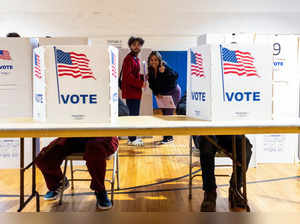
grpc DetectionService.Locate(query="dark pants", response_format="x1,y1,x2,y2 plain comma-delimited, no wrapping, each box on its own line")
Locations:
193,135,252,192
35,137,119,192
126,99,141,142
161,85,181,140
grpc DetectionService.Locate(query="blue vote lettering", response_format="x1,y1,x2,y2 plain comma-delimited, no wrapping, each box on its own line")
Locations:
191,92,206,101
0,65,13,69
273,62,284,67
60,94,98,104
225,92,261,102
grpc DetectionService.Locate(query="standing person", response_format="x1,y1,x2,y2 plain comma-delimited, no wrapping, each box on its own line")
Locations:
121,36,146,146
147,51,181,144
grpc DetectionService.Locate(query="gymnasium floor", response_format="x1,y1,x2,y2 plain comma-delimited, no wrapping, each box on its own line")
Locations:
0,135,300,212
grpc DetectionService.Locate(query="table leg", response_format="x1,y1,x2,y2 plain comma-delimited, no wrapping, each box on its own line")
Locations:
189,136,193,200
17,138,25,212
32,138,40,212
17,137,40,212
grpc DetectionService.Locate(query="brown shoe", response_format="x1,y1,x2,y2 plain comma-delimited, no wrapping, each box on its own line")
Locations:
200,190,217,212
228,187,248,212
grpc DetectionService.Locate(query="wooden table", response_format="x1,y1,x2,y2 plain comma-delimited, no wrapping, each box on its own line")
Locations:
1,115,300,212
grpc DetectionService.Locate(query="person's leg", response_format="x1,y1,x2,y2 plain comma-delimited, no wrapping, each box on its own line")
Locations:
229,136,252,190
35,138,71,191
84,137,119,209
198,136,218,192
197,136,218,212
35,138,80,200
217,135,252,210
217,135,252,189
126,99,141,143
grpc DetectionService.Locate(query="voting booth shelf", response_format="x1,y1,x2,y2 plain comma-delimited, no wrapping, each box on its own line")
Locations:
187,44,273,121
33,45,118,123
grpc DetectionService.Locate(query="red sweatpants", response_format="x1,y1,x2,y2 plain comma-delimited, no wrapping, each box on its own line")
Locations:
35,137,119,192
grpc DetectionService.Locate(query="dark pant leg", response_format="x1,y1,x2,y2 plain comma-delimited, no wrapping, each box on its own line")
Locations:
217,135,253,189
192,135,202,149
196,136,218,192
84,137,119,192
126,99,141,142
161,85,182,140
35,138,73,191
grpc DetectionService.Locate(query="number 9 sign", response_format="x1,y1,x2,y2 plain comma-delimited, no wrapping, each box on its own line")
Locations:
273,43,281,56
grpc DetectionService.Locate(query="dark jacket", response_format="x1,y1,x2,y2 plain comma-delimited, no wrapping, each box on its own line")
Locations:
121,52,144,100
148,65,178,96
176,93,187,115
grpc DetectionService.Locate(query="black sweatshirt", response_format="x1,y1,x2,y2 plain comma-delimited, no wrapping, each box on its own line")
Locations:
148,65,178,96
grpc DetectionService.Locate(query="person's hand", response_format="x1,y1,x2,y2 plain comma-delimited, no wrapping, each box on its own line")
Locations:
142,82,147,88
159,64,165,73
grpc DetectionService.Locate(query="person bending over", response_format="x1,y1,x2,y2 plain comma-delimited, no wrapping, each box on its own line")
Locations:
147,51,181,144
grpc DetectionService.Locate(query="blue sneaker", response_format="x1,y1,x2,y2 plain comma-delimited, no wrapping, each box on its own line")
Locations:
44,190,59,201
44,177,70,201
96,190,112,210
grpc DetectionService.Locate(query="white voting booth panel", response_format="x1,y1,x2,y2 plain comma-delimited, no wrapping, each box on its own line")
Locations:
253,34,299,163
0,38,33,168
0,38,33,118
33,45,118,123
187,44,273,121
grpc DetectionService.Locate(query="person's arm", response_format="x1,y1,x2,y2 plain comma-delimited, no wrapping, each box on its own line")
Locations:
123,58,144,88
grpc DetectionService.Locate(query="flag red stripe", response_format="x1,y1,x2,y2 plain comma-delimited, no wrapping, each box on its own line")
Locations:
59,73,82,78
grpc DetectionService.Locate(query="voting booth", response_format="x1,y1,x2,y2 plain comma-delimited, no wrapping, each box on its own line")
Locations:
0,38,33,168
33,45,118,123
187,44,273,121
0,38,33,118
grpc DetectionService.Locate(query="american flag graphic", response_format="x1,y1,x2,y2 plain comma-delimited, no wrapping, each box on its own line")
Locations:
221,47,259,77
34,53,42,79
0,50,11,60
111,51,117,78
191,50,204,77
56,49,96,80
